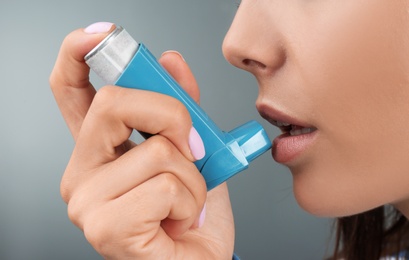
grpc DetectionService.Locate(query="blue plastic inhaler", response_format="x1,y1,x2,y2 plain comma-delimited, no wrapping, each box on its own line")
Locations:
85,26,272,190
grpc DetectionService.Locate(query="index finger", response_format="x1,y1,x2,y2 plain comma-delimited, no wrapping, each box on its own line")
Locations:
49,22,115,140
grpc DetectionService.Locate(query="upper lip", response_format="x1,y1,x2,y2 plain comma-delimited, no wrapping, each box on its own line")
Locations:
257,102,316,133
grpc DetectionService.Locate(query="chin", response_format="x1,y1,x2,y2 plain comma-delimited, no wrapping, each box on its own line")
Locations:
290,173,373,218
293,191,338,217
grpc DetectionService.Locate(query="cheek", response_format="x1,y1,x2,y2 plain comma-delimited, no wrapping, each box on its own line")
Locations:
289,1,409,216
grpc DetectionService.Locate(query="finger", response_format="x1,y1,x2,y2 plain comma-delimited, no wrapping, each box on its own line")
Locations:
179,183,235,259
73,86,197,167
132,173,200,240
50,23,115,140
78,173,201,258
159,51,200,104
67,135,206,203
196,183,233,234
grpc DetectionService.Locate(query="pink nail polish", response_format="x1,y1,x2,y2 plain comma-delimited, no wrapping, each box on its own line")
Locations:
189,127,205,160
84,22,114,34
198,203,206,228
161,50,186,62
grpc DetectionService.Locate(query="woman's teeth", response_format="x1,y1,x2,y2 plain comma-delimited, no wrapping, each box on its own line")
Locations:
275,121,316,136
290,127,315,136
276,121,291,127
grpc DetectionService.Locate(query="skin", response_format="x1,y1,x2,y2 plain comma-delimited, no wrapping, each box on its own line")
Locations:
50,28,234,259
50,0,409,259
223,0,409,217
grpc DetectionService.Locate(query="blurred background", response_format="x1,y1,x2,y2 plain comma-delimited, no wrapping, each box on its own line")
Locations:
0,0,333,259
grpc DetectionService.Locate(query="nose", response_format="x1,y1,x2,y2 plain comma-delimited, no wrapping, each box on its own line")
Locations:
222,3,286,77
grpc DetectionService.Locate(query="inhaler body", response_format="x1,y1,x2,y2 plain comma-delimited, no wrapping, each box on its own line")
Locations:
85,26,271,190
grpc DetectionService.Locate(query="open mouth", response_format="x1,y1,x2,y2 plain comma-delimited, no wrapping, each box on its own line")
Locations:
270,120,317,136
257,105,319,163
257,103,317,137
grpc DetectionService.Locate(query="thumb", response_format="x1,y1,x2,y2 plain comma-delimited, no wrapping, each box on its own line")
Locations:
50,22,116,140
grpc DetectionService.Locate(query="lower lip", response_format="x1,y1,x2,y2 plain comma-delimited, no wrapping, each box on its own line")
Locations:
272,131,318,164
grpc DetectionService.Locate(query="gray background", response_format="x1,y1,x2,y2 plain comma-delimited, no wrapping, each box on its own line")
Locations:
0,0,334,259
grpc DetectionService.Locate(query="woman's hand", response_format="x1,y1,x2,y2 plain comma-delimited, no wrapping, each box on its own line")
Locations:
50,23,235,260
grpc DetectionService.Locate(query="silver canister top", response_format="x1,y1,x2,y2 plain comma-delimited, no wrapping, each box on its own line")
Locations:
85,26,139,84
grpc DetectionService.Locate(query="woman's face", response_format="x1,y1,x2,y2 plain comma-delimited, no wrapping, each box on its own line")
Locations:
223,0,409,217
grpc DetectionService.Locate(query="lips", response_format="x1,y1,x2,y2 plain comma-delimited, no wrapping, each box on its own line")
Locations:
258,104,318,164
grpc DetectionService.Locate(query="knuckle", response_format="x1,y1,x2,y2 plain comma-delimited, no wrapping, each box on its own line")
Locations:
49,33,78,90
60,186,70,204
96,85,117,97
67,197,115,256
48,73,58,91
49,65,67,92
66,192,86,226
83,216,111,255
156,172,181,196
82,209,132,258
60,175,73,203
66,200,80,225
62,30,76,48
147,135,177,162
92,86,117,112
169,98,191,125
155,173,198,219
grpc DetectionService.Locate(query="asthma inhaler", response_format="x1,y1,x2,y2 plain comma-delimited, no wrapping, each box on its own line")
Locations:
85,26,272,190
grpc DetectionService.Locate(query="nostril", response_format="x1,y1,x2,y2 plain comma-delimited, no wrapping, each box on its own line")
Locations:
243,59,267,69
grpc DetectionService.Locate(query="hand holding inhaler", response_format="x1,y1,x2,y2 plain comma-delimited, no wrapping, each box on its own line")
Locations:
85,26,272,190
51,23,238,259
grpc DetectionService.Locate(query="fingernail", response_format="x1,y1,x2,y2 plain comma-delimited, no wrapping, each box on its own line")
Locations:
189,127,205,160
198,203,206,228
84,22,114,34
161,50,186,62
